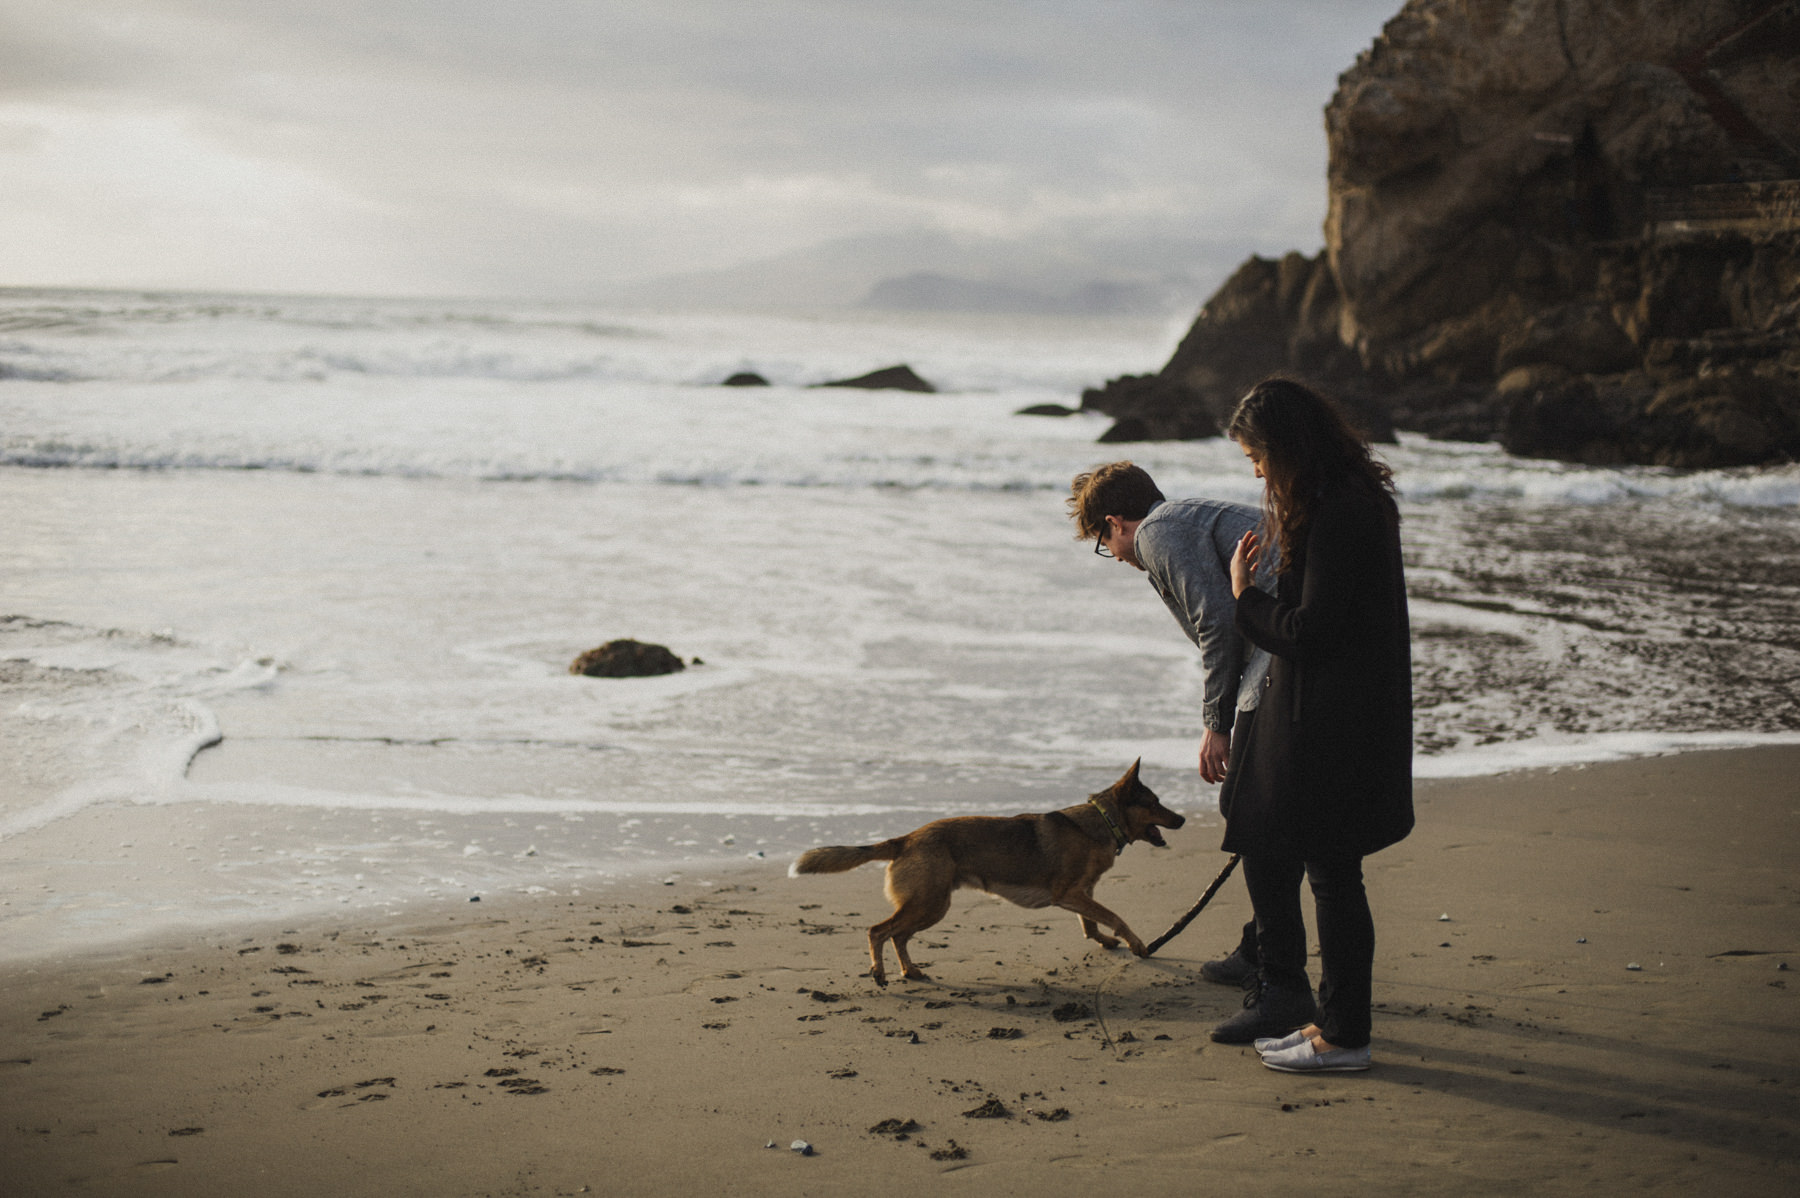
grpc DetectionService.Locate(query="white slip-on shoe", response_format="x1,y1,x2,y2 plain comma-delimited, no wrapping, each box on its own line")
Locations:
1260,1040,1371,1073
1255,1029,1311,1054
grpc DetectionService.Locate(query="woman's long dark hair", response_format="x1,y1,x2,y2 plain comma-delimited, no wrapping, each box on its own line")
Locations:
1226,377,1397,575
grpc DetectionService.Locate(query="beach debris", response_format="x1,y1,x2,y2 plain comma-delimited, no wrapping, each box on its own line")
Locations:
168,1127,204,1137
1627,962,1643,971
748,850,765,859
986,1027,1023,1040
1577,937,1587,943
469,895,480,902
929,1141,968,1161
722,371,769,387
1781,963,1790,972
1051,1002,1092,1023
569,639,686,678
764,1140,776,1149
869,1118,921,1138
790,1140,814,1156
961,1097,1012,1119
1030,1107,1072,1122
1438,913,1452,922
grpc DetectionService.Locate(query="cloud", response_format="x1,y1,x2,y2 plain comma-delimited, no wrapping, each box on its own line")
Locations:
0,0,1401,303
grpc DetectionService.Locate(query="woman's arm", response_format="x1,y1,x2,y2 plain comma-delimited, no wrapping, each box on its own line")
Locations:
1233,492,1381,663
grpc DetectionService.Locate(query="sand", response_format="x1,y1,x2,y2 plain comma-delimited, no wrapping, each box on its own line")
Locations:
3,746,1797,1197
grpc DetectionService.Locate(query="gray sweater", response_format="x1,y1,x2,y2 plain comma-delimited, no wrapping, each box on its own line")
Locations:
1132,497,1273,735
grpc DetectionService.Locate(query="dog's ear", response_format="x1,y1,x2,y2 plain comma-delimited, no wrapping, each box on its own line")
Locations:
1118,757,1142,791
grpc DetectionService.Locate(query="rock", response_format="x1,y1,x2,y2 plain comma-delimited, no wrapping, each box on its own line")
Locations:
1494,302,1640,377
814,364,936,392
568,639,687,678
721,371,769,387
1078,0,1800,467
1096,417,1156,443
1014,403,1079,417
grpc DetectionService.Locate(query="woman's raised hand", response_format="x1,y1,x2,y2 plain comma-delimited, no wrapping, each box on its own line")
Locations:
1230,530,1260,598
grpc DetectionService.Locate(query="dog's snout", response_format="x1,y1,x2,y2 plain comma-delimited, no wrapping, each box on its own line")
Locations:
1162,810,1186,828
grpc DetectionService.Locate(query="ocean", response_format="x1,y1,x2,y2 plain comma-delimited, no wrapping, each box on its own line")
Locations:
4,288,1798,961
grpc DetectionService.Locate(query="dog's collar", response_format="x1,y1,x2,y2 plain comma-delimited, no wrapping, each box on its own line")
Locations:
1087,795,1130,856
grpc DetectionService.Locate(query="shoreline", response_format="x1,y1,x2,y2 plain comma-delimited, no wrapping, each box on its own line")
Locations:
9,732,1800,974
5,745,1798,1195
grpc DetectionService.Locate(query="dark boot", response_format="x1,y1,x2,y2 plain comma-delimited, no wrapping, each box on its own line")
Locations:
1199,920,1258,986
1209,975,1317,1044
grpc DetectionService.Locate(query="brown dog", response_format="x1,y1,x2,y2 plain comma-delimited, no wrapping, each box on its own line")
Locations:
789,760,1184,985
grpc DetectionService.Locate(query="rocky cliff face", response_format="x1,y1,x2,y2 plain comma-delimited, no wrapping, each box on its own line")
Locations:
1083,0,1800,467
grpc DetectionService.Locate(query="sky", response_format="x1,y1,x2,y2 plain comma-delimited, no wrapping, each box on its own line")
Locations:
0,0,1402,309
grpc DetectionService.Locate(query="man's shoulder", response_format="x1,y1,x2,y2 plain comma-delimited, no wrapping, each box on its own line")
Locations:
1141,496,1259,532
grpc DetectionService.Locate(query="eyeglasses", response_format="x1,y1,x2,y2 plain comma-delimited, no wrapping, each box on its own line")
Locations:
1094,537,1115,559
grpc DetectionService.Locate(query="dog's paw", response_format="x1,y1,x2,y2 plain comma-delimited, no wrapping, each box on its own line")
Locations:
1127,940,1150,957
869,970,888,988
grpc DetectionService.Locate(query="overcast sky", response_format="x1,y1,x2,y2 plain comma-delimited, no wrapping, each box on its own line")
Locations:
0,0,1400,305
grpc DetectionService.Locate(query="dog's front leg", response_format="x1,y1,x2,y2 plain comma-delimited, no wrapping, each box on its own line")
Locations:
1076,915,1120,950
1061,897,1148,956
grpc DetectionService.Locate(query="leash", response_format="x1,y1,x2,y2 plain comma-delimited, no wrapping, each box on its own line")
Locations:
1092,853,1243,1054
1144,853,1241,956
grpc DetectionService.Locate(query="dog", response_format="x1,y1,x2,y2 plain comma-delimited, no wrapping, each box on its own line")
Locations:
788,760,1184,985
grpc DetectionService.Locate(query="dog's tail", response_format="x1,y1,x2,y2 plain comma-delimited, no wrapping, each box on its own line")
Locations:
788,838,906,878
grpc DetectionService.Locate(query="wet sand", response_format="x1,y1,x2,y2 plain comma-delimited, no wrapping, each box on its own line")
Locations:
3,746,1797,1196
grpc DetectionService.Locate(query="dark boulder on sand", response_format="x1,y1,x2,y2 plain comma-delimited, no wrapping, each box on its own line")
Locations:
721,372,770,387
569,640,687,678
1081,0,1800,467
1014,402,1080,417
814,365,937,392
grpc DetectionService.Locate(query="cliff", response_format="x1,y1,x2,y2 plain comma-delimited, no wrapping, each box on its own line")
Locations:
1083,0,1800,467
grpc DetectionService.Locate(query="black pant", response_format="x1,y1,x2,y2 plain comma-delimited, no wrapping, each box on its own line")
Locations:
1242,852,1374,1049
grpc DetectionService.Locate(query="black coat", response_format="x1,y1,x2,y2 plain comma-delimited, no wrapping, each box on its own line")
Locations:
1219,481,1413,859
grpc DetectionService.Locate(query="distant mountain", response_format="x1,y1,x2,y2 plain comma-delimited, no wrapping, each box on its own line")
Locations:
617,228,1240,316
858,272,1187,316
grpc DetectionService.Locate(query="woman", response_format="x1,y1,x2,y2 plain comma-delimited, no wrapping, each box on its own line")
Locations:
1213,376,1413,1073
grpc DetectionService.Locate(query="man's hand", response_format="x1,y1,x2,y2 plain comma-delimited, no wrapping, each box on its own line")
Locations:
1199,728,1230,784
1230,530,1261,598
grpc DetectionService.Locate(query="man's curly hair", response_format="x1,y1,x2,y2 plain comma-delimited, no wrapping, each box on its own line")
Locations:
1067,461,1165,541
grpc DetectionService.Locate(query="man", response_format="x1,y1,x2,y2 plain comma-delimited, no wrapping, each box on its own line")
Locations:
1066,461,1273,996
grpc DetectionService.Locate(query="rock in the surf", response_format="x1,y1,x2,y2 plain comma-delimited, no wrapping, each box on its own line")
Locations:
814,365,936,392
569,640,687,678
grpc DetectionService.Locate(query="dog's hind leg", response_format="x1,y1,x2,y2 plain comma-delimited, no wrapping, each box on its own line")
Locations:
871,888,952,983
865,923,892,987
889,896,950,982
